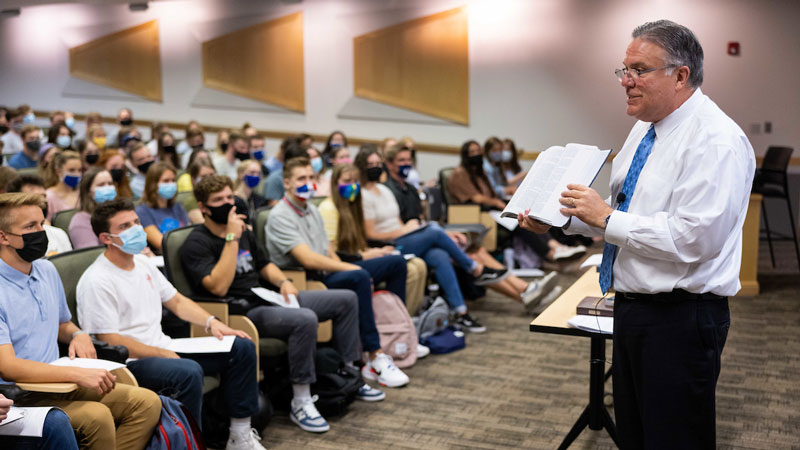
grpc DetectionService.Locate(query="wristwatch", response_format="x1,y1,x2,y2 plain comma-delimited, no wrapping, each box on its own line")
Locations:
225,233,239,243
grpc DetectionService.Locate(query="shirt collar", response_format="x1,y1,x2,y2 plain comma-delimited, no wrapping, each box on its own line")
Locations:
283,195,308,217
387,176,408,191
0,256,34,289
653,88,704,140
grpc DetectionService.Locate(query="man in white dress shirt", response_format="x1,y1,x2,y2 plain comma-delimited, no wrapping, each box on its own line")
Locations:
520,20,755,449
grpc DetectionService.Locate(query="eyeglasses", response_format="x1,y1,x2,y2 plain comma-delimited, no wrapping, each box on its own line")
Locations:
614,65,675,82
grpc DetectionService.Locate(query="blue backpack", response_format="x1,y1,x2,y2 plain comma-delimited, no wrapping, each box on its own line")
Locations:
147,395,204,450
421,326,466,354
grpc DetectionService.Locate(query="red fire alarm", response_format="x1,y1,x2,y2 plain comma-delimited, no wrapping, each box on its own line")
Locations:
728,42,740,56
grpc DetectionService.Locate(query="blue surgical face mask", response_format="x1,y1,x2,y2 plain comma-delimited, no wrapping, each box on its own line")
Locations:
296,182,316,200
397,164,412,178
23,112,35,124
338,182,360,202
489,152,503,163
56,135,71,148
501,149,513,162
110,224,148,255
93,185,117,204
157,182,177,200
245,174,261,188
64,117,75,129
252,149,265,161
310,157,323,174
63,174,81,189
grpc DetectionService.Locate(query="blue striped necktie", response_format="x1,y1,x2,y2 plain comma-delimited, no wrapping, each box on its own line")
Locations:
598,124,656,294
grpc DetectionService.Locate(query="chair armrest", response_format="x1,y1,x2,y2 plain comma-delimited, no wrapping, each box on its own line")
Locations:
282,269,307,290
228,315,261,381
15,382,78,394
447,204,481,224
191,302,230,338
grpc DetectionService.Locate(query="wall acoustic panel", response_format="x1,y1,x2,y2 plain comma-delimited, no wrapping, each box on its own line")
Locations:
69,20,162,102
354,7,469,125
202,12,305,112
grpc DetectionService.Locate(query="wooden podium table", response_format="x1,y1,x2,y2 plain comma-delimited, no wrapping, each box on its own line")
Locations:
530,269,618,449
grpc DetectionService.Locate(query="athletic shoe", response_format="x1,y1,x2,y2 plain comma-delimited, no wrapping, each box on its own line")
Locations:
226,428,267,450
290,395,330,433
356,384,386,402
531,285,563,314
521,271,558,306
417,343,430,359
361,353,410,387
474,267,510,286
455,313,486,333
553,245,587,261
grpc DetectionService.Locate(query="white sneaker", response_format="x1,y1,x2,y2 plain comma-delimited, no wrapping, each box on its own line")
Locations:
290,395,330,433
226,428,267,450
532,285,563,314
522,271,558,306
553,245,587,261
361,353,409,387
417,343,430,359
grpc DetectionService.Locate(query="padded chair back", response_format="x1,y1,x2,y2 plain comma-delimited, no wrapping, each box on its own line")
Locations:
162,224,202,297
254,206,271,257
52,209,78,235
48,246,105,326
15,167,39,177
310,196,327,207
438,167,456,206
758,146,793,188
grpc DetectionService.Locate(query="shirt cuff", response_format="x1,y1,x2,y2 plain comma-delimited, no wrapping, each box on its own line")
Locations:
604,210,634,247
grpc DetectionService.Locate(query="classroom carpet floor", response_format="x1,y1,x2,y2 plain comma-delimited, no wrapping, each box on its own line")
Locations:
255,241,800,449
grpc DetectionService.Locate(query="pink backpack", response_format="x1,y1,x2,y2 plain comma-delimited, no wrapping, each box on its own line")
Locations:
370,290,418,368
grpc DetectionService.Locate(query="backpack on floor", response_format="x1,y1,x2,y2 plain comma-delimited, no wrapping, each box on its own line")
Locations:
414,296,450,340
370,290,418,368
421,326,466,354
312,347,365,417
147,395,204,450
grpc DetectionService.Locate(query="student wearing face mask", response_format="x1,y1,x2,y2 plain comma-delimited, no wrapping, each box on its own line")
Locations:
48,122,73,151
134,162,189,254
263,141,311,207
247,134,269,175
157,131,180,169
322,131,348,168
5,174,73,256
483,137,526,198
127,143,155,199
44,151,82,222
8,125,42,170
69,167,118,250
84,124,108,152
212,133,247,180
76,139,101,171
233,159,268,225
0,107,25,155
305,147,327,197
317,146,352,199
98,149,134,199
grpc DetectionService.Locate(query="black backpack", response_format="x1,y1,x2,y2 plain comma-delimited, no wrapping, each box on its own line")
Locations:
311,347,364,417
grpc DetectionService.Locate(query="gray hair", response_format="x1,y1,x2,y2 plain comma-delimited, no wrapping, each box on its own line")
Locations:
632,20,703,88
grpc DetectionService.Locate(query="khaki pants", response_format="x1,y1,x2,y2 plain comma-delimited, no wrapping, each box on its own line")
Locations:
21,384,161,450
405,257,428,316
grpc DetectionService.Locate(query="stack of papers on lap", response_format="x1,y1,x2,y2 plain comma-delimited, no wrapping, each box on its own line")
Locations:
167,335,235,354
0,407,54,437
251,287,300,308
567,315,613,334
49,357,125,371
0,407,25,426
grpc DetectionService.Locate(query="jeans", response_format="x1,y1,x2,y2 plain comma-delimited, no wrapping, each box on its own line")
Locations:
322,256,408,353
246,289,359,384
1,409,79,450
127,336,258,424
395,223,475,313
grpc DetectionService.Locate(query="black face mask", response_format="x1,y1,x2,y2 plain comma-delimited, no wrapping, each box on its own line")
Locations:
110,168,125,183
205,202,234,224
366,166,383,182
137,161,154,175
25,140,41,152
467,155,483,168
220,142,229,152
8,230,49,262
162,145,176,154
119,118,133,126
234,152,251,161
85,153,99,165
0,125,8,134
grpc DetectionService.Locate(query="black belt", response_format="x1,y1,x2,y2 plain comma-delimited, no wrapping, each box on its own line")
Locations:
616,289,725,302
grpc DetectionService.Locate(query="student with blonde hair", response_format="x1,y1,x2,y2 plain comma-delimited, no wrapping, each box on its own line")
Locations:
44,150,82,221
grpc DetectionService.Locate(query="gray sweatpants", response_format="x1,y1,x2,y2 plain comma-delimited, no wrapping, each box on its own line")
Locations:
245,289,359,384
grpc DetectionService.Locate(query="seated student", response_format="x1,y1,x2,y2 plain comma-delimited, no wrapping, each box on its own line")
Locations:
0,192,161,450
212,132,247,180
37,144,61,187
318,164,430,317
44,151,82,222
5,174,73,256
382,144,557,307
233,159,268,225
247,134,269,176
48,122,73,151
75,139,101,171
9,125,41,170
177,148,212,193
181,158,217,224
266,158,411,386
398,136,422,190
1,107,24,156
146,121,170,156
262,134,295,176
0,393,80,450
355,147,506,332
127,142,154,199
263,139,308,207
84,124,108,153
306,147,327,197
157,132,181,170
182,175,373,433
98,149,133,199
316,145,352,199
176,121,202,158
75,199,265,450
134,162,189,254
68,167,117,249
450,140,585,263
321,131,348,168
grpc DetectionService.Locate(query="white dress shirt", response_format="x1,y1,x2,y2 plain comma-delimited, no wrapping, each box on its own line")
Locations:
566,89,755,296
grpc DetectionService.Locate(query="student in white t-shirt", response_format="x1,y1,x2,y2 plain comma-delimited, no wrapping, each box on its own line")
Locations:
75,198,266,450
